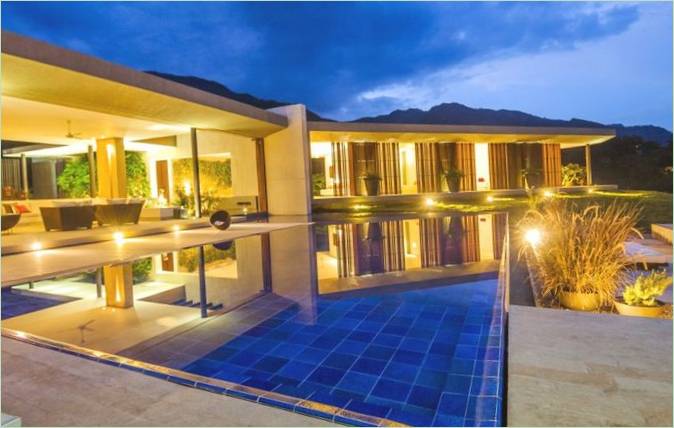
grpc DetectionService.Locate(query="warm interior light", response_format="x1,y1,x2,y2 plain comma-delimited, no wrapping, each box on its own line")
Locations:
172,225,181,232
524,229,542,247
425,198,435,207
30,242,43,251
543,190,553,198
486,195,494,203
113,231,124,244
183,180,192,196
588,188,595,194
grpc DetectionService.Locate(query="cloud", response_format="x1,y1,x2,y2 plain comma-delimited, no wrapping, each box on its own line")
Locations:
338,2,672,129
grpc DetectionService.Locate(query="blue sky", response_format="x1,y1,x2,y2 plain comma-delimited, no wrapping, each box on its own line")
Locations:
2,1,672,129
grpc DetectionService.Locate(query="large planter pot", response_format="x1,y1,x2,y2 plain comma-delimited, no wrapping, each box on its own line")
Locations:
363,178,381,196
614,299,667,318
558,290,601,311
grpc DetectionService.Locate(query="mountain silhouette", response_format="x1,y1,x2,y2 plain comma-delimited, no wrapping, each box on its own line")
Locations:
147,72,671,146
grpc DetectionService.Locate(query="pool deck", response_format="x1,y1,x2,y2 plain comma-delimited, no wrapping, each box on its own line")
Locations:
1,221,305,287
1,338,333,427
507,305,673,426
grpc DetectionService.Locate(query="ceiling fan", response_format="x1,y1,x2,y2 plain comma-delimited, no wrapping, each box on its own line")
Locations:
65,120,87,139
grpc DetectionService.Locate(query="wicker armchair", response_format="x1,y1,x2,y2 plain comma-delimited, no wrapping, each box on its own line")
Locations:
40,206,95,231
94,200,144,226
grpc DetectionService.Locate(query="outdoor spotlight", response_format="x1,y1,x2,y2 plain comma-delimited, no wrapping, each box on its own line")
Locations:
30,242,43,251
588,188,595,194
543,190,553,198
172,224,181,232
425,198,435,207
113,231,124,244
486,195,494,203
524,229,542,247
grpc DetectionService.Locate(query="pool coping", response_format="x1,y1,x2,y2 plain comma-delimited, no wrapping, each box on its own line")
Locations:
1,327,406,427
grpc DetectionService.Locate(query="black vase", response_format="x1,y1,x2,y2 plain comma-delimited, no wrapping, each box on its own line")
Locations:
364,178,380,196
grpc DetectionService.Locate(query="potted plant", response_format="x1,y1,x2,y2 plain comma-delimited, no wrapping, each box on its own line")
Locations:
519,168,541,189
615,271,672,317
561,163,586,187
361,171,382,196
519,201,642,311
443,168,464,193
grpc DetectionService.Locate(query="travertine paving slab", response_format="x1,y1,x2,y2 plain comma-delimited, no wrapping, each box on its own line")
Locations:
1,338,333,427
508,305,673,427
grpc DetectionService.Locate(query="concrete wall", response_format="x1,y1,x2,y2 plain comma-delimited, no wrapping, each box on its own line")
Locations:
263,105,312,215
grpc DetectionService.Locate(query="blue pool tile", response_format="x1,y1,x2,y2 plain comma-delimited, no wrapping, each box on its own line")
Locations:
388,406,435,426
371,378,412,402
334,339,369,356
407,385,442,410
253,356,289,373
416,368,447,389
345,399,391,418
393,349,425,365
229,351,264,367
295,348,329,365
348,331,376,342
438,392,469,417
335,371,378,396
449,358,475,375
372,333,403,348
433,413,466,427
471,376,499,397
308,390,351,409
351,357,388,376
273,382,319,399
242,377,279,391
272,343,305,359
444,374,472,395
323,352,357,370
306,366,346,386
381,361,419,383
362,344,396,360
277,360,315,381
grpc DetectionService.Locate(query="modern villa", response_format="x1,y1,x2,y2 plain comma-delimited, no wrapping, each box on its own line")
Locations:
2,30,670,428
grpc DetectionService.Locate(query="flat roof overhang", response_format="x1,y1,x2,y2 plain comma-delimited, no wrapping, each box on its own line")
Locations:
308,121,615,148
1,31,288,138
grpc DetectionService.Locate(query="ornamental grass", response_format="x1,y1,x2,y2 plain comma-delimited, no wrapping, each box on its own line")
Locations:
519,200,642,306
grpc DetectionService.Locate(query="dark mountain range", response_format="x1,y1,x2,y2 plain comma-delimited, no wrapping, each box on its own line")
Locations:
146,71,330,121
147,72,671,145
353,103,672,146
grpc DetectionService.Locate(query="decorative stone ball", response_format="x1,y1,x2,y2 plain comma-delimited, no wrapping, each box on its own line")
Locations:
209,210,231,231
212,241,233,251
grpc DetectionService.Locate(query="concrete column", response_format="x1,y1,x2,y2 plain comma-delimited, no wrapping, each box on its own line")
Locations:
103,264,133,308
190,128,202,218
96,138,126,198
20,154,29,199
264,105,312,215
87,144,97,197
585,144,593,185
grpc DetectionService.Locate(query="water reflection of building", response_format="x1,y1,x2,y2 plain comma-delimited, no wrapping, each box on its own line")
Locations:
316,214,507,294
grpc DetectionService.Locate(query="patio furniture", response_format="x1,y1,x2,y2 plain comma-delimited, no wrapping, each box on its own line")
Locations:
40,205,95,231
209,210,231,230
1,213,21,232
140,206,180,221
94,199,145,226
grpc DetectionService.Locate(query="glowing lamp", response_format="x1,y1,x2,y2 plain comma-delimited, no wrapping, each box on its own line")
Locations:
113,231,125,244
183,180,192,196
425,198,435,207
524,229,542,247
172,225,181,232
543,190,553,198
486,196,494,203
30,242,43,251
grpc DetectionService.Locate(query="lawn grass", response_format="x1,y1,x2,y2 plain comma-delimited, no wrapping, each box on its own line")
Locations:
314,190,672,231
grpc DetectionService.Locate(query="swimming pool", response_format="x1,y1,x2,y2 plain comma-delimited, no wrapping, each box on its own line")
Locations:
3,213,507,426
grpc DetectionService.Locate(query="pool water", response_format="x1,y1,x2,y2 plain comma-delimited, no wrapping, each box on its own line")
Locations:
1,289,74,320
180,278,504,426
4,213,507,426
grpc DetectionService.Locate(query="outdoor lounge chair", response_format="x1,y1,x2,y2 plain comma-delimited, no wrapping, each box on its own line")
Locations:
40,205,95,231
93,198,145,226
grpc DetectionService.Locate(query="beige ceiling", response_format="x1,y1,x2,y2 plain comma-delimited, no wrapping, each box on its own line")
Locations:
2,96,187,146
308,121,615,148
1,31,287,138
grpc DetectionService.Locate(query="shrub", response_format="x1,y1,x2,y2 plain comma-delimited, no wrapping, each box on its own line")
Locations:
519,200,642,305
57,155,91,198
623,271,672,306
561,163,586,187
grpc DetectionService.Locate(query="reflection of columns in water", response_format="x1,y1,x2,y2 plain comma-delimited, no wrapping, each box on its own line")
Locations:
197,246,207,318
103,264,133,308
